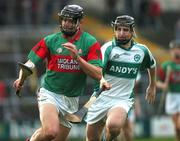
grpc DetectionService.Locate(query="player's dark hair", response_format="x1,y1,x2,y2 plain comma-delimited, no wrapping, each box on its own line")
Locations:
58,5,84,36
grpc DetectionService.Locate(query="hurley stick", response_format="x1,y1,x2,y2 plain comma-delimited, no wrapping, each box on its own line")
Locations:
65,87,104,123
16,62,33,97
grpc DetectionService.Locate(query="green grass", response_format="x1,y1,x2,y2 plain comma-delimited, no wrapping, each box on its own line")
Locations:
68,137,174,141
134,138,174,141
12,137,175,141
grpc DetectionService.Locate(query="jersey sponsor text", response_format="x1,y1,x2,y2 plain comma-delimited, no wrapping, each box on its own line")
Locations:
57,58,80,70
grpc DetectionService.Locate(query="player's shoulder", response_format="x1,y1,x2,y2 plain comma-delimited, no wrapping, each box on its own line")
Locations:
80,31,100,48
101,40,113,49
133,41,148,50
133,41,151,54
43,32,61,43
100,41,113,55
162,61,173,68
81,31,97,41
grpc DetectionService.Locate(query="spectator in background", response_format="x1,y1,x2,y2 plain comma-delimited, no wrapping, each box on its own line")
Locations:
0,0,7,25
104,0,118,23
124,0,134,17
148,0,163,30
157,39,180,141
42,0,54,24
137,0,150,28
175,19,180,40
0,81,8,102
14,0,23,24
0,81,8,121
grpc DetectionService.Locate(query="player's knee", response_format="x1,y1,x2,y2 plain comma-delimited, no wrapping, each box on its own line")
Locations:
107,124,121,138
176,125,180,130
87,135,100,141
43,126,59,140
174,123,180,130
86,131,101,141
110,127,120,137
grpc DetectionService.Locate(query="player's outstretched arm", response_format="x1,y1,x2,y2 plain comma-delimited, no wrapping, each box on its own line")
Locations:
156,66,171,91
145,67,156,104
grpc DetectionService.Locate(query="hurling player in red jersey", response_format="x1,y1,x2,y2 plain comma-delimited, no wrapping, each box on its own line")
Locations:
13,4,110,141
157,39,180,141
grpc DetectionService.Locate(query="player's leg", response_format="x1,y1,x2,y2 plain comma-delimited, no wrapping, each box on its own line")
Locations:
30,103,63,141
177,113,180,141
115,108,135,141
86,120,105,141
122,119,133,141
172,113,180,141
166,94,180,141
52,124,71,141
105,107,127,141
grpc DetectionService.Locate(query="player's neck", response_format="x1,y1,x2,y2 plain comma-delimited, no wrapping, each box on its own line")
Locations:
63,29,80,41
122,41,131,49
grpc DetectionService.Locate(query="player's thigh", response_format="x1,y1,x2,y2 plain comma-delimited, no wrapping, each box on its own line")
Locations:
86,120,105,140
52,124,71,141
39,103,60,130
106,107,127,128
178,113,180,128
171,113,180,128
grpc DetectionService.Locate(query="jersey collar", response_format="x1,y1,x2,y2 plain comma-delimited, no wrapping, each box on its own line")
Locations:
112,38,135,51
62,29,82,43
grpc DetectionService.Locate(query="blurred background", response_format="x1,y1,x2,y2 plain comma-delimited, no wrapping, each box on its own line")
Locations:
0,0,179,141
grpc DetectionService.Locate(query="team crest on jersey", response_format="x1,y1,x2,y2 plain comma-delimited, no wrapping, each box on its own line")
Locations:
134,54,141,62
57,48,62,53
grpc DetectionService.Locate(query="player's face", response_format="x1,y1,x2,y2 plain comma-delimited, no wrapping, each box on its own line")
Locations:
170,47,180,63
114,25,133,42
61,17,79,34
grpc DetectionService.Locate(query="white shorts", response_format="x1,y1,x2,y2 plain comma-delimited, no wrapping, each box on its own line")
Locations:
165,93,180,115
37,87,79,128
85,93,134,124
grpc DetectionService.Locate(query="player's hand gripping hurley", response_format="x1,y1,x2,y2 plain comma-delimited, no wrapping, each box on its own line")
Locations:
15,62,33,97
65,87,104,123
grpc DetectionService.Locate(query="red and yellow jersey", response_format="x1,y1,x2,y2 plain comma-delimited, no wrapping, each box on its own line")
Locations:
158,61,180,93
28,30,102,97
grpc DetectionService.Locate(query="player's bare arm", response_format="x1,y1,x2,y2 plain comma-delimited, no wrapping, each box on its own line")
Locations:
145,67,156,104
156,66,172,91
62,42,102,80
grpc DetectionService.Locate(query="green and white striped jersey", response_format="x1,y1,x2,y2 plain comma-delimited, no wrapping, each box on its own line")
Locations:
99,39,156,99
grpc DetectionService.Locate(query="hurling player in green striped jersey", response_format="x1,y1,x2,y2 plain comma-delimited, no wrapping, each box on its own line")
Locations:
86,15,156,141
13,4,105,141
157,39,180,141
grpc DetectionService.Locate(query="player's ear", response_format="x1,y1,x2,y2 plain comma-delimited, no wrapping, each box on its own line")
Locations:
79,19,84,25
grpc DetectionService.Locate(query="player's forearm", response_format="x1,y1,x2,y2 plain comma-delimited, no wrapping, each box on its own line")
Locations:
156,81,166,89
76,57,102,80
148,67,157,87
